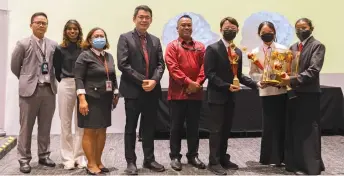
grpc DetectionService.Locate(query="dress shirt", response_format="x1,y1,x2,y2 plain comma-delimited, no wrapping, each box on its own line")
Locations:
249,42,287,96
165,37,205,100
32,35,50,83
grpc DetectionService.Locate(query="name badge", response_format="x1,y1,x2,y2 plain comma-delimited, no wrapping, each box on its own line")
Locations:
106,81,112,91
41,61,48,74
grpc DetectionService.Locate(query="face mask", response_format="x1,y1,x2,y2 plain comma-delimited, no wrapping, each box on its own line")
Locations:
260,33,274,43
92,37,106,49
296,29,312,41
223,29,237,41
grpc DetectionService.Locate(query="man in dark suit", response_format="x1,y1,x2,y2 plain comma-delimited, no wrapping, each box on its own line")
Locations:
11,12,57,173
204,17,259,175
117,5,165,175
281,18,325,175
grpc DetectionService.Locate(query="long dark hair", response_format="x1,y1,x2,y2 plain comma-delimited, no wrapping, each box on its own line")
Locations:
60,19,83,48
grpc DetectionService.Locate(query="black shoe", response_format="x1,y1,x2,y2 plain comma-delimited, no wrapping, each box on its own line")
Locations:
294,170,307,175
143,160,165,172
99,167,110,173
188,157,206,169
38,158,56,167
19,162,31,174
207,164,227,175
124,163,138,175
221,160,239,170
170,158,182,171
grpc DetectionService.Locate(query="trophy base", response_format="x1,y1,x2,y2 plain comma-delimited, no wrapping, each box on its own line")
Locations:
261,80,280,86
233,78,240,87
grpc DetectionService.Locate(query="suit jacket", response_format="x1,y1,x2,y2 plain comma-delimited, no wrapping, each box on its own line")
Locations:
74,49,118,98
11,35,58,97
289,36,325,92
117,29,165,99
204,40,257,104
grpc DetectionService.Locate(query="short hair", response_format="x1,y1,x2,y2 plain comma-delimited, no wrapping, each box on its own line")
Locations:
295,18,314,31
133,5,152,17
81,27,110,50
220,17,239,28
30,12,48,24
258,21,276,34
178,14,192,22
61,19,84,48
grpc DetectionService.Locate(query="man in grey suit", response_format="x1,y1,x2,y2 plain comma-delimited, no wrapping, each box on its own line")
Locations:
11,12,57,174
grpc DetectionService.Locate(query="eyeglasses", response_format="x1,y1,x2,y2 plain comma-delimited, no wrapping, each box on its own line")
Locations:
32,21,48,26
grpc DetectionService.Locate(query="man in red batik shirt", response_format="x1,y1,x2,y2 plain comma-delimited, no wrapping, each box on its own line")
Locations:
165,14,206,171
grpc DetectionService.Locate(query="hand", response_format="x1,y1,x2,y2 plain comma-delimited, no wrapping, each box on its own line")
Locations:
112,94,119,109
229,84,241,92
142,80,157,92
186,81,200,94
279,72,290,87
257,81,268,89
78,98,89,116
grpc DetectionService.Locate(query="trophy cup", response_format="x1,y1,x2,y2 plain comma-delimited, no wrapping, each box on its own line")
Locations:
247,53,264,70
283,50,297,99
229,43,240,86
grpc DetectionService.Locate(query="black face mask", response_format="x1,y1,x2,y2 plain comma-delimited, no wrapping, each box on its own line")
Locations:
260,33,274,43
296,29,312,41
223,29,237,41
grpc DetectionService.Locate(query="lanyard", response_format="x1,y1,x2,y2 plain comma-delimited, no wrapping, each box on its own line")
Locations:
36,41,46,62
96,55,110,81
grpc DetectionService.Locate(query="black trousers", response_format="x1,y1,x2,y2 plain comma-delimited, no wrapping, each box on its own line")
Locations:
285,92,325,175
208,101,235,165
260,94,287,165
124,93,159,163
169,100,202,160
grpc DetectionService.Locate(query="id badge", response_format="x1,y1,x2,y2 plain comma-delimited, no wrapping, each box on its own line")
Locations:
41,61,48,74
105,81,112,91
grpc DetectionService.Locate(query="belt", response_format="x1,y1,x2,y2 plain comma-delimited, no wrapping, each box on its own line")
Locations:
37,82,51,86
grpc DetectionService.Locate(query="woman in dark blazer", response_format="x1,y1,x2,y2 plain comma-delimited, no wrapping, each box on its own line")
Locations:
281,18,325,175
75,27,119,174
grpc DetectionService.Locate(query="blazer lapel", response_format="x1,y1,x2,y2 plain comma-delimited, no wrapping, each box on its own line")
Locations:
218,40,230,66
132,30,145,58
30,36,42,63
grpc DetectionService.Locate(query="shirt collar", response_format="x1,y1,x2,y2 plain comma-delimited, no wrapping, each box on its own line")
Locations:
300,35,312,46
135,28,147,38
262,42,275,50
178,37,194,45
90,48,105,57
221,38,230,48
32,34,45,42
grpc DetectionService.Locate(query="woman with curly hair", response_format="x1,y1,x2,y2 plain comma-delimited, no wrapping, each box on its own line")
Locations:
52,19,87,170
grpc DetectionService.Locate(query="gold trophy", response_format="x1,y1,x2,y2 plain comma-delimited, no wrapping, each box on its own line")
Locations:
260,48,287,86
229,43,240,86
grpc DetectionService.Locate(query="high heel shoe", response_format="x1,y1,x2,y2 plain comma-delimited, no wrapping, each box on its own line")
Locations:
86,168,101,175
99,167,110,173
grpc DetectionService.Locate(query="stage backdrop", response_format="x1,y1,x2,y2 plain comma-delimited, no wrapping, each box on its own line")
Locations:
3,0,344,135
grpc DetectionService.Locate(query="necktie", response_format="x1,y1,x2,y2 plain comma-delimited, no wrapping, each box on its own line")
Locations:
139,35,149,78
298,43,303,52
227,46,232,61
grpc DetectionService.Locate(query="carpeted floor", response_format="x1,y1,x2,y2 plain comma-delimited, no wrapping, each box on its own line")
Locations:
0,134,343,175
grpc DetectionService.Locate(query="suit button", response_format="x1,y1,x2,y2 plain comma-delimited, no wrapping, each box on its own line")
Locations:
94,88,97,91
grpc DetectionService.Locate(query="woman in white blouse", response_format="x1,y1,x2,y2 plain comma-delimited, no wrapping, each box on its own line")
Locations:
249,21,287,167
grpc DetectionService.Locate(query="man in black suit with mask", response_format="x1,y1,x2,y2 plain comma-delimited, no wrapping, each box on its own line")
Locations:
204,17,260,175
117,5,165,175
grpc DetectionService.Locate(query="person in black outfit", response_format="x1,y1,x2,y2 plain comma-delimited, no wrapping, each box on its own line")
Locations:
117,5,165,175
52,19,87,170
282,18,326,175
75,27,119,175
204,17,260,175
